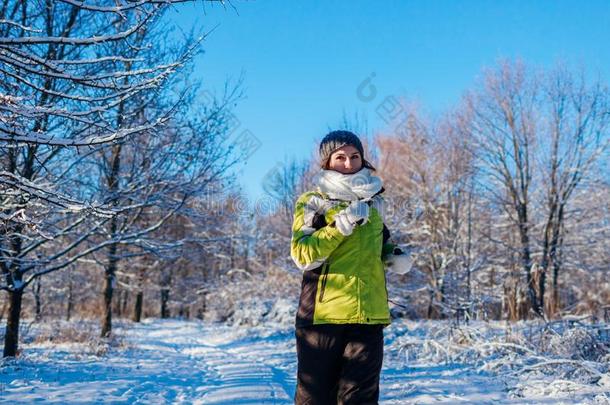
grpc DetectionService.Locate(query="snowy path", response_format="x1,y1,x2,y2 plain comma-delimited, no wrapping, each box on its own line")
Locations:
1,318,608,404
0,319,297,404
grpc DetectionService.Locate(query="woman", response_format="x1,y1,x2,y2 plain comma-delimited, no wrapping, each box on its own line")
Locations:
290,130,410,405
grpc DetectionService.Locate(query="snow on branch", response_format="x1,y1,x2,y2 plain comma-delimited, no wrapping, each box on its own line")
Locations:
0,171,114,217
0,115,169,146
54,0,223,14
0,10,155,46
0,19,42,33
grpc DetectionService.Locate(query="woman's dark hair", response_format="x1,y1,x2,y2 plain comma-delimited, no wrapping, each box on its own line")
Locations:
319,130,376,171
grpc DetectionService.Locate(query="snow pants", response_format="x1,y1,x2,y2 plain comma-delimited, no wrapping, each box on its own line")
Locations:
294,323,384,405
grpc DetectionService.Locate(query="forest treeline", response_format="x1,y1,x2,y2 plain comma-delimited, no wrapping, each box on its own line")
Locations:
1,1,608,359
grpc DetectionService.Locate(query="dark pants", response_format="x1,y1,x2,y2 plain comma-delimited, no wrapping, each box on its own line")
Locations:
294,323,384,405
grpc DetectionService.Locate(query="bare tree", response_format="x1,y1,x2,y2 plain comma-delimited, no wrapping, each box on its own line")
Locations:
462,61,541,316
537,66,610,315
0,0,222,357
375,107,479,320
262,157,312,224
461,60,610,318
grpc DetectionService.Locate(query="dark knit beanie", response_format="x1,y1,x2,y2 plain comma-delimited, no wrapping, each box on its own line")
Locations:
319,130,365,167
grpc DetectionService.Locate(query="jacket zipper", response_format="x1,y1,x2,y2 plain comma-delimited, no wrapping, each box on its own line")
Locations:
318,262,330,303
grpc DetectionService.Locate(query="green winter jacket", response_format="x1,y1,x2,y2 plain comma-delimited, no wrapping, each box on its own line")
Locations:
291,190,394,327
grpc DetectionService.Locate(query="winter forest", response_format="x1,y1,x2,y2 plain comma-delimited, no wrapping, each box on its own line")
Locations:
1,1,609,404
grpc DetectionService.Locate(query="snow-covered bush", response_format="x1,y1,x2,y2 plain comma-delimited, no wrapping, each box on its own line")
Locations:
5,318,130,360
387,318,610,400
203,265,300,327
227,297,296,327
547,327,608,361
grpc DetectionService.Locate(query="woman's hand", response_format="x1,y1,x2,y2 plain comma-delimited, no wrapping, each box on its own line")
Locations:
385,252,413,275
385,245,423,274
333,200,369,236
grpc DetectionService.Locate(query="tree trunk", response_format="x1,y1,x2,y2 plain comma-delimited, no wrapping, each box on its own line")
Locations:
538,264,546,315
34,276,42,321
121,290,129,316
517,204,538,318
101,271,114,337
229,237,235,269
439,279,446,320
549,206,565,316
3,288,23,357
160,270,171,319
551,223,565,316
133,291,143,322
504,282,516,321
101,241,118,337
552,261,560,315
100,117,123,337
244,237,249,272
133,266,144,322
426,289,435,319
113,289,122,317
426,283,443,320
0,297,8,324
465,181,473,317
66,275,73,321
197,292,207,320
160,288,170,318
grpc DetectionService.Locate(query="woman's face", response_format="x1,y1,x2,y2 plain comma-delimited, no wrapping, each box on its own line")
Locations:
328,145,362,174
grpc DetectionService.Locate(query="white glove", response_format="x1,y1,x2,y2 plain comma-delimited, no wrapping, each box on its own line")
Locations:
385,253,413,275
347,200,370,224
385,246,419,274
333,200,370,236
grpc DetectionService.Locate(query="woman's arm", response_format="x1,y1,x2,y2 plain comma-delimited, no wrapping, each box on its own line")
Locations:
290,192,346,271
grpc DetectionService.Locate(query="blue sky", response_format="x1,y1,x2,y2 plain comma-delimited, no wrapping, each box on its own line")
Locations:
167,1,610,202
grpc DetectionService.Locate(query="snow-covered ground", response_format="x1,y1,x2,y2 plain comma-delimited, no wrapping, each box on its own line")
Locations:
1,317,609,404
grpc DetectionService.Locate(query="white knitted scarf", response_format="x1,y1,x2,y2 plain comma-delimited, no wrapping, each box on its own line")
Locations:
314,168,383,202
